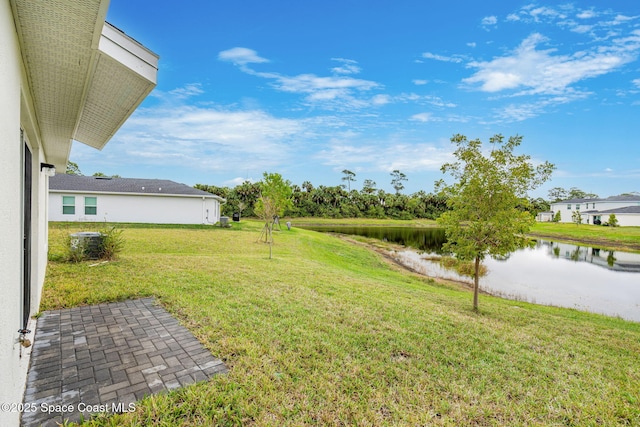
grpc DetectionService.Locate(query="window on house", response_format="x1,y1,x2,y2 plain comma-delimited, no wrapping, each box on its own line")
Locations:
85,197,97,215
567,204,571,210
62,196,75,215
576,204,580,210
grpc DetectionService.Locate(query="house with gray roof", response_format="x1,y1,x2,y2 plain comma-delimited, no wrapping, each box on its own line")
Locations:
49,174,225,225
548,194,640,226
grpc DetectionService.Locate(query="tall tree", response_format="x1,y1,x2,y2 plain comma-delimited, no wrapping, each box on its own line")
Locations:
361,179,377,194
341,169,356,191
390,169,407,194
66,161,82,176
436,134,555,311
547,187,568,202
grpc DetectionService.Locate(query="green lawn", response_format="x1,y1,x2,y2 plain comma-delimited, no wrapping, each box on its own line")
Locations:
530,222,640,251
45,221,640,426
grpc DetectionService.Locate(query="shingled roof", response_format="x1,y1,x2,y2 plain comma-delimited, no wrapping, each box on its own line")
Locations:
50,174,222,198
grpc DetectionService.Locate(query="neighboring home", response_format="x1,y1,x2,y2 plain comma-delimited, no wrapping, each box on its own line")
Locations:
49,174,225,225
547,194,640,227
536,211,554,222
0,1,157,425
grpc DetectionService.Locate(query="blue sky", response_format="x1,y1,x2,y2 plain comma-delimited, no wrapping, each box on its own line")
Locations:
70,1,640,198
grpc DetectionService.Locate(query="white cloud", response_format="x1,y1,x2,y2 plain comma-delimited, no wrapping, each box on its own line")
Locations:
331,58,361,75
482,16,498,27
316,140,453,173
169,83,204,99
509,4,638,37
371,94,391,105
413,79,428,85
571,25,593,34
219,48,382,111
218,47,269,66
463,32,638,95
410,112,436,122
103,104,306,174
577,10,597,20
422,52,464,63
224,176,256,187
467,42,477,48
633,78,640,88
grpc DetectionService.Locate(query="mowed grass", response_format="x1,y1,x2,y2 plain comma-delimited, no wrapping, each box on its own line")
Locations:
45,221,640,426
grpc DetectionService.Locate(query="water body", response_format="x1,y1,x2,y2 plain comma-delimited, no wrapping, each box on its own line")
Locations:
302,225,640,322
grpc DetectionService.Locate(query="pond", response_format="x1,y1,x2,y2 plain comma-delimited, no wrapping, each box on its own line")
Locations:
301,225,640,322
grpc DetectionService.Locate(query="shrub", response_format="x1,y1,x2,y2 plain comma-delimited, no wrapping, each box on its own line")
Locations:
608,213,619,227
99,225,125,260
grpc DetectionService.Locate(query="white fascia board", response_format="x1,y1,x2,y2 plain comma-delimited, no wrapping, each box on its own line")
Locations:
98,22,158,84
49,189,226,202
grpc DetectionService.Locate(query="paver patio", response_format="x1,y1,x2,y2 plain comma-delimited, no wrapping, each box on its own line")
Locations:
21,298,227,426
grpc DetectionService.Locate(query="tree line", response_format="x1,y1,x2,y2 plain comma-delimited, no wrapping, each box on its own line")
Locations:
194,169,559,221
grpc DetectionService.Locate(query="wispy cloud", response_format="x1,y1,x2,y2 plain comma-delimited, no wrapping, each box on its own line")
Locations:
219,48,381,110
421,52,464,63
506,4,638,37
218,47,269,66
331,58,361,75
168,83,204,99
316,139,454,174
410,112,436,122
482,15,498,29
83,86,310,174
463,32,639,96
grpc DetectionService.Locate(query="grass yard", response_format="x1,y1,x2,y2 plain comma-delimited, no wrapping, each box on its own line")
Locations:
530,222,640,252
45,221,640,426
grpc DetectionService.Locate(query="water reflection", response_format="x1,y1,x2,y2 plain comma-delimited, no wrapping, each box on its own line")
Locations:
393,241,640,322
301,226,447,253
540,241,640,272
302,225,640,322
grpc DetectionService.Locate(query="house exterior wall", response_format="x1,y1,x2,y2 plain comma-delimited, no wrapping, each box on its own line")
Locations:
600,213,640,227
550,200,640,225
49,192,221,225
1,3,42,425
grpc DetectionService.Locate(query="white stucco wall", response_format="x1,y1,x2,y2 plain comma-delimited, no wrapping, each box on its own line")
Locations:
1,3,40,425
49,192,221,225
600,213,640,227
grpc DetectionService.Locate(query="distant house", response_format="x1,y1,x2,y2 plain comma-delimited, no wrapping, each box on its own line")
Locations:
1,1,157,425
547,195,640,227
49,174,225,225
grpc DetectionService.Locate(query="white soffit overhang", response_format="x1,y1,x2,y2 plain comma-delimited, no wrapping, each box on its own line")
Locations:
11,0,158,170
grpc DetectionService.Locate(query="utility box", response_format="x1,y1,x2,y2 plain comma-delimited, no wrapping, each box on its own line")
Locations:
220,216,229,227
70,232,103,259
232,212,240,222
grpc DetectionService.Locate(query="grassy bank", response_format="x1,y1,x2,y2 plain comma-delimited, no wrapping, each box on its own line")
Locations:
45,221,639,426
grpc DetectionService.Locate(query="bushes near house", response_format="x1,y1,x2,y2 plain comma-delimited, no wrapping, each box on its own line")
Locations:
609,213,619,227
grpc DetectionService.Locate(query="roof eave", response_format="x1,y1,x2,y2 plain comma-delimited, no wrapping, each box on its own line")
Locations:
11,0,158,171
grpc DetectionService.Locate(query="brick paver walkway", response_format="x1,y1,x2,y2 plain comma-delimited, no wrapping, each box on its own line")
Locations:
21,298,227,426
